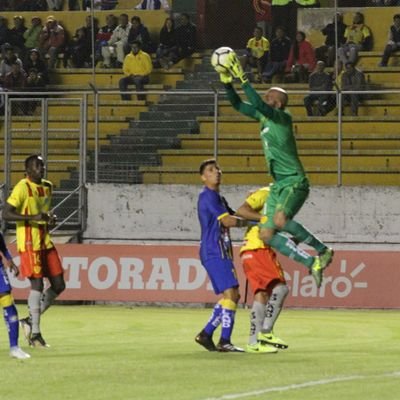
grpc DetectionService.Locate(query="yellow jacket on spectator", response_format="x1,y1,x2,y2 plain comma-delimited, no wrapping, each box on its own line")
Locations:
246,36,270,59
344,24,371,45
122,50,153,77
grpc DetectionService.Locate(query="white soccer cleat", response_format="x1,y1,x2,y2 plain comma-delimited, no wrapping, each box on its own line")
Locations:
10,346,31,360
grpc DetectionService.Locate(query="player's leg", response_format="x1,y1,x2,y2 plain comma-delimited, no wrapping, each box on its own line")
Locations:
241,250,277,353
258,283,289,349
40,247,65,315
0,266,30,359
216,285,244,352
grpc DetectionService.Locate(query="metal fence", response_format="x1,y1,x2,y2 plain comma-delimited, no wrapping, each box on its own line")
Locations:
1,85,400,232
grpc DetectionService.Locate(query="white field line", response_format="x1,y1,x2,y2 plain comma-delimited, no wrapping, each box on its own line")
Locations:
201,371,400,400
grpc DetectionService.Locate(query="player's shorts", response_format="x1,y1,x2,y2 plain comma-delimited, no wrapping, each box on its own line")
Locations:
19,247,63,279
0,263,12,293
261,175,310,229
241,248,285,294
201,258,239,295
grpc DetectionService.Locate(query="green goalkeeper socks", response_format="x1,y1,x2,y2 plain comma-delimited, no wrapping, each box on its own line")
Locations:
283,220,327,253
268,233,314,268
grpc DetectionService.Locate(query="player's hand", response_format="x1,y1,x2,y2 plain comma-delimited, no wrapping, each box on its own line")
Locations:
3,258,19,277
227,52,248,84
47,211,57,228
219,71,232,84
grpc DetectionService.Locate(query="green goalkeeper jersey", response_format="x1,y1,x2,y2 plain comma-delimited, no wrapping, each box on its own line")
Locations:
225,82,305,181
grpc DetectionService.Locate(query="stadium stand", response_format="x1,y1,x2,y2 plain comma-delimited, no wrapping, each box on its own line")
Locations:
1,6,400,195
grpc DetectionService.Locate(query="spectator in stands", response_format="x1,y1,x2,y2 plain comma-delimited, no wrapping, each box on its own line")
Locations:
64,27,90,68
242,26,269,83
303,60,335,116
15,0,47,10
341,61,366,116
101,13,131,68
39,15,66,69
8,15,26,57
338,12,372,66
0,17,10,48
47,0,63,11
271,0,296,41
4,61,26,114
286,30,316,83
0,44,23,84
23,16,42,56
119,40,152,101
83,15,99,66
24,48,48,83
38,16,63,63
262,26,291,83
126,16,154,55
315,13,347,67
175,13,196,61
370,0,400,5
134,0,170,9
155,17,178,69
24,67,45,114
379,14,400,66
95,14,117,64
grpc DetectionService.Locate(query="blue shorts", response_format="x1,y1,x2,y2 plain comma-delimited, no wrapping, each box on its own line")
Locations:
0,263,12,294
202,258,238,295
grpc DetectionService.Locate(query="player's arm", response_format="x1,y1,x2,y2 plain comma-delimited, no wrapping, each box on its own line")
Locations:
219,213,255,228
241,81,275,119
223,82,261,121
0,233,19,276
2,202,52,223
235,201,264,222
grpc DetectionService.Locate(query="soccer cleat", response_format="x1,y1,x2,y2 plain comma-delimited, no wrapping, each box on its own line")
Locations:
29,333,50,348
257,331,288,349
10,346,31,360
226,52,248,83
319,247,334,270
246,342,278,354
195,332,217,352
19,317,32,343
216,341,244,353
310,257,323,288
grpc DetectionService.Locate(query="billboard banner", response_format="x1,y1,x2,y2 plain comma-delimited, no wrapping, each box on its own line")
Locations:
6,244,400,308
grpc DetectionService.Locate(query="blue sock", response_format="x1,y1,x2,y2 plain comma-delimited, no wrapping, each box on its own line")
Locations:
203,302,222,336
220,308,236,342
3,304,19,348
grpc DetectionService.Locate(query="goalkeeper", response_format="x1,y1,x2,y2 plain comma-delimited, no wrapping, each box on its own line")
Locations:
220,53,333,287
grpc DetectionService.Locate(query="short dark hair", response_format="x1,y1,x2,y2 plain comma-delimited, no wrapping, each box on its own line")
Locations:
131,16,141,24
199,159,217,175
394,14,400,20
25,154,43,170
119,13,128,19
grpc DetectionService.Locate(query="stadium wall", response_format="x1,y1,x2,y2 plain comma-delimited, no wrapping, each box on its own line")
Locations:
85,184,400,243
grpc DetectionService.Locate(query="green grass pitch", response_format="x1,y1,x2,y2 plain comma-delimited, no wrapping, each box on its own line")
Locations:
1,306,400,400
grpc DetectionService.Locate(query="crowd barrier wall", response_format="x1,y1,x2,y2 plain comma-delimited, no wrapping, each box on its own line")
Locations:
7,243,400,308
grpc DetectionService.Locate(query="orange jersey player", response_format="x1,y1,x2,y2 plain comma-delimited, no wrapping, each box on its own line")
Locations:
2,155,65,348
236,187,289,353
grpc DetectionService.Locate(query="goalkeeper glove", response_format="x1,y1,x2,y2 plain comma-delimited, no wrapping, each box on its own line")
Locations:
219,71,233,84
227,52,248,84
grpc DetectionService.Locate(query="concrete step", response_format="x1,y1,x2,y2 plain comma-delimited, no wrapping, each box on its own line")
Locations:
128,119,199,130
138,111,212,120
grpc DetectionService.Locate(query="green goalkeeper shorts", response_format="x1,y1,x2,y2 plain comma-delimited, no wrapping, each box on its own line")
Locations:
261,175,310,229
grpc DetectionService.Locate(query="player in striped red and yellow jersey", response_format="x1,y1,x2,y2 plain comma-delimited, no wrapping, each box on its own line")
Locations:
2,155,65,348
236,187,289,353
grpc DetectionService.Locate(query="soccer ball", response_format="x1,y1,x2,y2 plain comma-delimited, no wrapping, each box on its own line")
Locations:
211,47,234,74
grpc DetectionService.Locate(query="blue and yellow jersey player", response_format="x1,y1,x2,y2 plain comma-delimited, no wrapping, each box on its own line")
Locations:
195,159,262,352
0,232,31,359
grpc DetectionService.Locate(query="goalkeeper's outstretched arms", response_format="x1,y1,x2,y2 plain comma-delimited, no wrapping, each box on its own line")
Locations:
219,71,260,121
226,52,275,120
